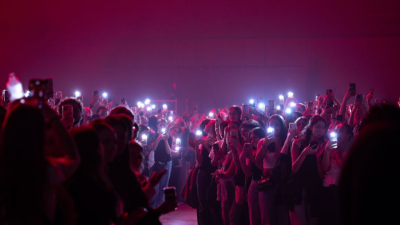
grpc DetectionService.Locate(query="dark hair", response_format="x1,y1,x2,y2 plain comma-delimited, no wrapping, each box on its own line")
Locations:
110,106,134,120
148,115,158,133
302,115,327,145
58,98,83,114
339,104,400,225
295,116,309,125
0,105,6,135
129,139,144,172
229,106,242,121
198,119,211,137
249,127,266,140
268,114,287,145
240,119,261,131
296,103,306,113
220,120,230,131
90,119,115,134
0,103,47,222
70,127,102,176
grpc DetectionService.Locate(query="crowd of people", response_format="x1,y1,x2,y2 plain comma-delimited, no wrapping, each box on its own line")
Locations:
0,77,399,225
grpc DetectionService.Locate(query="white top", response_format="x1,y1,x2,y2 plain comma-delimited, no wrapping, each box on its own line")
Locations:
259,138,279,169
323,149,343,187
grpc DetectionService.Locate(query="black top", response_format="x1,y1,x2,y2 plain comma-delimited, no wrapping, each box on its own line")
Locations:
251,162,263,181
67,175,117,225
199,145,217,173
154,133,172,163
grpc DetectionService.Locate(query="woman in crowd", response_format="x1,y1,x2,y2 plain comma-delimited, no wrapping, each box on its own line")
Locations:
321,123,353,225
288,115,328,225
0,102,80,224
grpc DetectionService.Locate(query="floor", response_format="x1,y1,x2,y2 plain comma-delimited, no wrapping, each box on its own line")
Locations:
159,203,198,225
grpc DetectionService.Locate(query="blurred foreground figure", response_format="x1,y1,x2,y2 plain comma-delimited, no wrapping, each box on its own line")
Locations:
339,104,400,225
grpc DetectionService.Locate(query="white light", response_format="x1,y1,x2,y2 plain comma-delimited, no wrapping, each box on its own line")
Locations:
175,146,181,151
161,128,166,134
75,91,81,97
170,111,174,114
145,99,151,105
137,102,144,108
141,134,148,141
330,132,337,138
146,106,152,111
279,95,284,100
276,105,281,110
258,102,266,110
288,92,294,98
267,127,275,134
209,112,214,117
102,92,108,98
163,104,168,109
285,108,292,114
196,130,202,136
176,138,181,144
168,116,173,121
249,99,255,104
290,102,296,107
152,104,156,109
24,91,30,98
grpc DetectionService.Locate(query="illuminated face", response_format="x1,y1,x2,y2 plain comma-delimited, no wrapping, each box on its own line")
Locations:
335,124,351,146
296,119,308,134
311,120,326,138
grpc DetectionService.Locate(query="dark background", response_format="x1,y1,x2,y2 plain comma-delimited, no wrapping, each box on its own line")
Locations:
1,0,399,114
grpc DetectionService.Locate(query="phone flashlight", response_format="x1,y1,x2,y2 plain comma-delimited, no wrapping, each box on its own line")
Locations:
152,104,156,109
102,92,108,98
141,134,148,142
249,99,255,105
176,138,181,145
75,91,81,97
285,108,292,114
279,95,284,100
290,102,296,107
267,127,274,134
137,102,144,108
288,92,294,98
168,116,173,122
276,105,281,110
145,99,151,105
161,128,166,134
209,112,214,117
258,102,265,111
330,132,337,142
24,91,31,98
163,104,168,109
196,130,203,136
147,106,152,111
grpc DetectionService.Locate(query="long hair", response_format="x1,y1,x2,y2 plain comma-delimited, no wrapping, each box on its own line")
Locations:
269,114,287,146
302,115,327,145
0,103,48,223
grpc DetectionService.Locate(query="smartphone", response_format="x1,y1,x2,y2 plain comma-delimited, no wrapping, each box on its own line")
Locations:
326,89,333,95
349,83,356,92
289,123,296,132
268,100,274,116
43,78,54,99
2,90,10,105
336,115,344,123
242,104,249,113
355,94,363,104
76,96,83,102
62,104,73,121
28,79,45,95
330,132,337,142
309,141,318,149
195,130,203,136
163,187,176,201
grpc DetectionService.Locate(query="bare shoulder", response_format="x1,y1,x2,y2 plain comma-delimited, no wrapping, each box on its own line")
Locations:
292,139,303,148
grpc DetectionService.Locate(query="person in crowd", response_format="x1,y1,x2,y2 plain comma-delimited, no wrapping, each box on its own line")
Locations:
320,123,353,225
288,115,328,225
104,114,176,225
0,106,6,134
149,118,173,208
228,106,242,122
58,98,83,127
195,119,218,225
0,102,80,224
253,114,289,225
339,104,400,225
